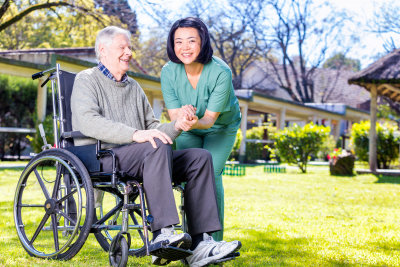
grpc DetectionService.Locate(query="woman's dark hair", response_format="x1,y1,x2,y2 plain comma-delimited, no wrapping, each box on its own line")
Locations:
167,17,213,64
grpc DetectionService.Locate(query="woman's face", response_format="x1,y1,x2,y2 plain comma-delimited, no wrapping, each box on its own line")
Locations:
174,27,201,65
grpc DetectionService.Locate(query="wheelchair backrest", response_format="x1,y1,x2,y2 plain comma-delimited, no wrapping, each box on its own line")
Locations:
58,70,77,134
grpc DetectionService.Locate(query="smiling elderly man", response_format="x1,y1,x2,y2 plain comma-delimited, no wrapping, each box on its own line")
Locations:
70,26,241,267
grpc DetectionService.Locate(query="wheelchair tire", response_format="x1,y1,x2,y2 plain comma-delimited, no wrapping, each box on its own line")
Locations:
94,190,146,256
109,235,129,267
14,149,94,260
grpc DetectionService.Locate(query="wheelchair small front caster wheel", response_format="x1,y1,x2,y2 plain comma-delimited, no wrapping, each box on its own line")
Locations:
109,235,128,267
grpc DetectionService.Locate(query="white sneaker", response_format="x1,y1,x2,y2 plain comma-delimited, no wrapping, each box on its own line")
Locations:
186,233,241,267
151,226,192,265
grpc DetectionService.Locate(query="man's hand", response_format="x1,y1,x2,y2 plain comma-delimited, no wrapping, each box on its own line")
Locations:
132,129,173,148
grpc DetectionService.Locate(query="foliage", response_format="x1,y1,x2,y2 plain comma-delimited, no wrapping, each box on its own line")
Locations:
245,125,268,162
270,122,330,173
228,128,242,161
27,115,54,153
323,53,361,72
135,29,169,76
0,74,37,158
350,120,400,169
317,134,337,160
0,0,138,50
327,148,343,161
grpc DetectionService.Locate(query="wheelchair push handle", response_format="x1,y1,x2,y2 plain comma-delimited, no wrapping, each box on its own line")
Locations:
31,67,56,80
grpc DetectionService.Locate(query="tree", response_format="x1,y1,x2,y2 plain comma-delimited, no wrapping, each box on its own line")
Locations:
0,0,139,50
186,0,270,88
0,0,98,33
370,0,400,52
323,53,361,72
263,0,351,103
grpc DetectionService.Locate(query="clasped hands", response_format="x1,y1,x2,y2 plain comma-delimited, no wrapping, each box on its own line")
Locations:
132,105,197,148
175,104,198,132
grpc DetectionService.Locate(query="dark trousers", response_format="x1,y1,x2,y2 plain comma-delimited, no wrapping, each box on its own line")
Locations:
100,139,222,235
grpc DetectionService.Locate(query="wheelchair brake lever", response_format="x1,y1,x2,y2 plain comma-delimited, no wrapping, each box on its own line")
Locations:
39,123,52,150
40,76,50,87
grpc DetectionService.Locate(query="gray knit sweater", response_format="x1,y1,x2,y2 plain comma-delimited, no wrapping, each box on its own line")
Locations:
71,67,181,147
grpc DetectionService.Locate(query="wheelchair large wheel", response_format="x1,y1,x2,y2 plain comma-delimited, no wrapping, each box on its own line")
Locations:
14,149,94,260
93,189,147,256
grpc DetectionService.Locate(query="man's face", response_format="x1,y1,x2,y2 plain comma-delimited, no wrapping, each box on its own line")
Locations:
100,34,132,79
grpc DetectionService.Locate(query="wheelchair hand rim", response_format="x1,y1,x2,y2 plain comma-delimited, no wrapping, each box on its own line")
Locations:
13,155,83,258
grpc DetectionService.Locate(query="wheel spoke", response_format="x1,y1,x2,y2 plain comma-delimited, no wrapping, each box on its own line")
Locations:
52,165,63,199
51,214,59,251
34,169,50,200
20,204,45,208
58,210,77,226
57,189,77,204
29,213,50,245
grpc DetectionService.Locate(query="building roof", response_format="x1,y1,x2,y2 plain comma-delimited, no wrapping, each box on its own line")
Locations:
348,49,400,84
241,61,370,110
0,47,148,75
348,49,400,102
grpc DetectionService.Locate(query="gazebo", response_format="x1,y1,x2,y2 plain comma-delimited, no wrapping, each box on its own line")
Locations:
348,49,400,172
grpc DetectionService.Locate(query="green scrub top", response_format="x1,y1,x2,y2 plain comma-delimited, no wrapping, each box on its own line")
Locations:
161,56,241,135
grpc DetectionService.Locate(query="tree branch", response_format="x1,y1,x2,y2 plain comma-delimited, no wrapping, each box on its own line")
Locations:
0,0,10,21
0,2,73,32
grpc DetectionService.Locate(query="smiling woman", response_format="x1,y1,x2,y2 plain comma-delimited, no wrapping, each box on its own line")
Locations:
161,17,242,243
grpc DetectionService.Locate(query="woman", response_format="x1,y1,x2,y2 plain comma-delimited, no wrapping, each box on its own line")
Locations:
161,17,241,241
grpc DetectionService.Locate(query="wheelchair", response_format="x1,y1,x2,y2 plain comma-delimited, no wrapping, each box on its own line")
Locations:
13,64,191,266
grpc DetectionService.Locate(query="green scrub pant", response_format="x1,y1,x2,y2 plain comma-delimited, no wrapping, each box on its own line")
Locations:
176,128,238,241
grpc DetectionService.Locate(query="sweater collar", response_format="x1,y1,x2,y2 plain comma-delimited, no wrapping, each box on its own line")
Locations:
97,62,128,83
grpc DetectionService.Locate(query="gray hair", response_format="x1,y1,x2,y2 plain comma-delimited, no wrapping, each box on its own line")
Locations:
95,26,131,61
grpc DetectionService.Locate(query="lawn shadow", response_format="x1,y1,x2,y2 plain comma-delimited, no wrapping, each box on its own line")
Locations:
374,174,400,184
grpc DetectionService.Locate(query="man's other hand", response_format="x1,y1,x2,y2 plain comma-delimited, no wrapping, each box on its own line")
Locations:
132,129,173,148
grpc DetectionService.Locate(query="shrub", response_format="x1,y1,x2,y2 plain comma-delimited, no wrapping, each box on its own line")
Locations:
318,134,337,160
0,75,38,158
350,120,400,169
229,128,242,161
27,115,54,153
270,122,330,173
245,123,277,162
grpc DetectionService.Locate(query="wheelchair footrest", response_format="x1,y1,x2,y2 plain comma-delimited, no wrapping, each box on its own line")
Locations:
148,241,192,261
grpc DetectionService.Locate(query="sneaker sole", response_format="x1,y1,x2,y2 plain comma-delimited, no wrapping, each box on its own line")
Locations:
190,241,242,267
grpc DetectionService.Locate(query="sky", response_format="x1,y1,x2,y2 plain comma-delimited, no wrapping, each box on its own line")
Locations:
130,0,398,69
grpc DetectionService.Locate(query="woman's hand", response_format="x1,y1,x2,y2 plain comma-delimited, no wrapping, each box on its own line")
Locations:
175,114,198,131
181,105,196,120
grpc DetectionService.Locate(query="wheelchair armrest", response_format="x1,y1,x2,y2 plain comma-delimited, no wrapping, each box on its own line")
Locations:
61,130,86,139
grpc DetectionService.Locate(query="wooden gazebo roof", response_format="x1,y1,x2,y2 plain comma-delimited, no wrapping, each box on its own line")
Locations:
348,49,400,102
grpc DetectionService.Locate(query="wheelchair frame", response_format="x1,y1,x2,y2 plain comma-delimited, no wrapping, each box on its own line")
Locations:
13,64,189,266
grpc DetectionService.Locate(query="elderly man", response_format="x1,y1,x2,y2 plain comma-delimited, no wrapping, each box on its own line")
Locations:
71,26,241,267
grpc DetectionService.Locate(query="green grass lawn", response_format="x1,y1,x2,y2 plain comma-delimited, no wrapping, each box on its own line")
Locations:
1,164,400,266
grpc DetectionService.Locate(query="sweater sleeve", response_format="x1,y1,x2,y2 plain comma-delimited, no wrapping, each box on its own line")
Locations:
71,74,136,145
138,87,182,140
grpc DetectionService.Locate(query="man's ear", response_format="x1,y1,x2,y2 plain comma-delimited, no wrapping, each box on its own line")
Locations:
99,43,106,59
